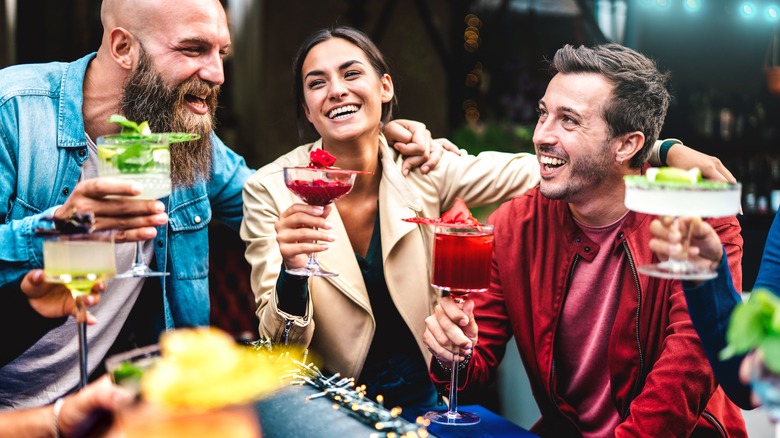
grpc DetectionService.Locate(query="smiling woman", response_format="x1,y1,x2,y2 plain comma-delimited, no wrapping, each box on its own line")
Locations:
239,25,542,410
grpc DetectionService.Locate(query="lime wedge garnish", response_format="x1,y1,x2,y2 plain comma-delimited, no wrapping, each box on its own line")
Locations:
646,167,702,184
97,148,117,161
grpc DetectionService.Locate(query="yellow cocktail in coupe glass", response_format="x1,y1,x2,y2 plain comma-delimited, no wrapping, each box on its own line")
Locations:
43,230,115,388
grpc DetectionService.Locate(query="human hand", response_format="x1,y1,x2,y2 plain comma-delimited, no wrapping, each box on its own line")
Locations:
738,351,763,408
55,178,169,244
648,216,723,273
57,375,134,438
382,119,437,175
423,296,478,366
275,204,334,271
666,144,736,183
21,269,105,324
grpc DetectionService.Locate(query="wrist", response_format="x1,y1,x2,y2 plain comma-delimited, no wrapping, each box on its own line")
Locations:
434,352,472,372
659,140,679,166
51,397,64,438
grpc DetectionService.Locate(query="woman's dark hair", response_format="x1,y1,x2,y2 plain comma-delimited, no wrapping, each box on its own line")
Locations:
292,26,397,139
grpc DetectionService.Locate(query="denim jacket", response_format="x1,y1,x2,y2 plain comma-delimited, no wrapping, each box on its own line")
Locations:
0,53,253,327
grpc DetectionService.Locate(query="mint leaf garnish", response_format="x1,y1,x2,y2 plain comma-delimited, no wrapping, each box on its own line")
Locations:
722,288,780,373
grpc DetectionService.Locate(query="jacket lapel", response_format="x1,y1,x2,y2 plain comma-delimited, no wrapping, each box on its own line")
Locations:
377,136,424,260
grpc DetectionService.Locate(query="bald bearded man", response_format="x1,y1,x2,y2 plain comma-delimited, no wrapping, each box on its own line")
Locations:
0,0,439,409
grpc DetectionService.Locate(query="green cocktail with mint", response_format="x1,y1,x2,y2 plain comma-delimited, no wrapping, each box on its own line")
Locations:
95,115,198,278
97,124,171,201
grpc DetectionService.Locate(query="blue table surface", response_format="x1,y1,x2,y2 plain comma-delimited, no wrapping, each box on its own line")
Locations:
402,405,539,438
257,384,538,437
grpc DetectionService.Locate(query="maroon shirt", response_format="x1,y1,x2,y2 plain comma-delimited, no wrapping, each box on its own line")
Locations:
555,214,627,436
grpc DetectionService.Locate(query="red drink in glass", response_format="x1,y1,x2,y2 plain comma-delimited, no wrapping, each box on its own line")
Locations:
282,166,359,277
431,224,494,297
425,222,494,426
285,179,353,206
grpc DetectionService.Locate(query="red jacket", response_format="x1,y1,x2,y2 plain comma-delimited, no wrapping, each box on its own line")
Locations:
432,187,746,437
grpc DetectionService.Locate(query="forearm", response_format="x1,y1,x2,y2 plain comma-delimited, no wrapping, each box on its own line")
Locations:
420,149,540,209
275,270,309,316
0,208,57,285
647,138,681,166
0,404,55,438
683,252,752,408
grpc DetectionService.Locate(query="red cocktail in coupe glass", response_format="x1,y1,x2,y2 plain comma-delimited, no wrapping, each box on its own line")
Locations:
425,222,494,426
283,166,359,277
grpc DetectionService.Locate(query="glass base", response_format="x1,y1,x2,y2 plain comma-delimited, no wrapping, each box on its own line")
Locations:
115,264,170,279
424,409,480,426
637,261,717,281
285,267,338,278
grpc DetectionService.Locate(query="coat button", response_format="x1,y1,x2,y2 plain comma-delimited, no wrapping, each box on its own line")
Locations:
157,240,164,248
78,149,86,158
584,247,591,252
575,238,582,243
194,216,202,224
61,187,69,196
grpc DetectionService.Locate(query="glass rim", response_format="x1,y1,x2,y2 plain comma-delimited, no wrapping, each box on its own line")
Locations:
434,223,494,233
40,229,116,240
96,133,169,144
284,166,373,176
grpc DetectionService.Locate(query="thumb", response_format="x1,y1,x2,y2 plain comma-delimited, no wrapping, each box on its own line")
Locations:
460,300,476,325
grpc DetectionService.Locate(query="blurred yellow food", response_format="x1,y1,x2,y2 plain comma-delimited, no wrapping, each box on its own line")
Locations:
141,327,283,411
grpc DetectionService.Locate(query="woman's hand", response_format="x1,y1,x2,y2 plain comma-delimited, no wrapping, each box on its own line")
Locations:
275,204,334,270
21,270,106,324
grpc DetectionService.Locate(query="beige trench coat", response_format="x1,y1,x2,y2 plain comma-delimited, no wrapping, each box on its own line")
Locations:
240,135,540,379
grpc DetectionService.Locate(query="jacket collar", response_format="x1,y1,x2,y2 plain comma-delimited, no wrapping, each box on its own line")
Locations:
57,53,93,149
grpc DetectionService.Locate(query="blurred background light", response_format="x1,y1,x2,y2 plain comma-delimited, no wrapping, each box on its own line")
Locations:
655,0,671,9
766,5,780,20
684,0,702,13
740,2,757,18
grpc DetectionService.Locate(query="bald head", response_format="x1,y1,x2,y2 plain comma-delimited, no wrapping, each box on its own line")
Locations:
100,0,227,39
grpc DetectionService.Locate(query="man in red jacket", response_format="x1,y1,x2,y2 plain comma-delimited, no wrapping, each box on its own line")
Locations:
423,43,746,437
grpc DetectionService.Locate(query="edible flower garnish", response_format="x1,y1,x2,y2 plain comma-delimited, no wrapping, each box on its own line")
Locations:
403,198,482,226
35,211,95,235
308,149,337,169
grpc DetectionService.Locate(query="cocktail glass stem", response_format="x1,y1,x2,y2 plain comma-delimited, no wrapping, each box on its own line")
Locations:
446,298,464,421
117,242,168,278
304,247,321,272
285,228,338,277
75,294,88,389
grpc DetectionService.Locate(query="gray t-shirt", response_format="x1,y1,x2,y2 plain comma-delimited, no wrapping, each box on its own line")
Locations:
0,135,153,409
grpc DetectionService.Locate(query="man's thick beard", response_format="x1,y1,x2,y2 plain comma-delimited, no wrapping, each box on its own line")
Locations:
120,51,220,187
